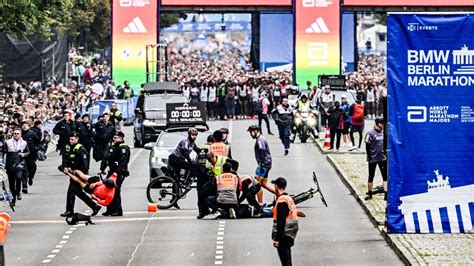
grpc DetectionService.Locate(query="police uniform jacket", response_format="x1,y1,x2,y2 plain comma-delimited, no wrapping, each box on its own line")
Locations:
62,143,89,174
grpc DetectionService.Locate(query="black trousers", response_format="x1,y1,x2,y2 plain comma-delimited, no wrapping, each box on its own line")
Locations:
330,128,342,149
277,246,293,266
168,155,193,179
66,180,99,213
258,113,272,134
368,161,387,182
25,157,37,182
242,184,262,213
197,166,213,214
106,173,125,214
207,196,237,215
7,169,23,198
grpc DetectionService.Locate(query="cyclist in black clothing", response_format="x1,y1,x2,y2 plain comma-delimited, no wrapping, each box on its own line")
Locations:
168,128,200,179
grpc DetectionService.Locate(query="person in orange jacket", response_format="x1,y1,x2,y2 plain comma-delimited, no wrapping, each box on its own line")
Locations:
63,168,117,207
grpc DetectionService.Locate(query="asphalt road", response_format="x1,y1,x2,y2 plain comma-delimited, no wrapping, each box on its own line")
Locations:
3,120,401,265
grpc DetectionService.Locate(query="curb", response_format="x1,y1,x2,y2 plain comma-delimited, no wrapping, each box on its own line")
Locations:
325,155,414,266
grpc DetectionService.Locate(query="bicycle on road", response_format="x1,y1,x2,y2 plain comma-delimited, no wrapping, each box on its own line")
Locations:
0,163,15,212
146,162,202,209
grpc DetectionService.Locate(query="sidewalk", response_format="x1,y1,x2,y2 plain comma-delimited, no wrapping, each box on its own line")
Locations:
327,153,474,265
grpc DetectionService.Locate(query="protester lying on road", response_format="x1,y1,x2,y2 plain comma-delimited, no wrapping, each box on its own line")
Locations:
63,168,117,207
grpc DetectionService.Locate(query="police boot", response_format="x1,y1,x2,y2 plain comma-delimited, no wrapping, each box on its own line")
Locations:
364,191,372,200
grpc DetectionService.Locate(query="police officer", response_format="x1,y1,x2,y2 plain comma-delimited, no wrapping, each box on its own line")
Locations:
93,113,115,162
53,111,76,154
77,114,94,158
100,131,130,216
272,97,294,156
272,177,298,266
196,135,214,219
60,133,101,218
220,128,231,145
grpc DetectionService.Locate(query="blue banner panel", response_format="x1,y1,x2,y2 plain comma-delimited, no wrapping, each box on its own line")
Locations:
260,13,294,71
341,12,355,73
387,13,474,233
161,22,251,33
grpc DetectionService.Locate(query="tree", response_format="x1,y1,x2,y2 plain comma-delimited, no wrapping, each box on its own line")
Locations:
160,13,180,29
374,13,387,26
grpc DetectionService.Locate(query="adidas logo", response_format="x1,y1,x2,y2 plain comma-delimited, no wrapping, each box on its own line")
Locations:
305,18,329,33
123,17,147,33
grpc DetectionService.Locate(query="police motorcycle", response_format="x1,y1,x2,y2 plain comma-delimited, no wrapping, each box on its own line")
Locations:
291,93,318,143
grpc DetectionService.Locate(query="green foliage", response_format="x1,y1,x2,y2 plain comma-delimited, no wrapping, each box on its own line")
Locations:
0,0,110,50
160,13,180,29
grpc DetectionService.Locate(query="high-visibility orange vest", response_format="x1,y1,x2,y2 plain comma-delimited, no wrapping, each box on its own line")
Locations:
216,172,239,204
239,175,257,191
209,142,229,157
272,195,299,240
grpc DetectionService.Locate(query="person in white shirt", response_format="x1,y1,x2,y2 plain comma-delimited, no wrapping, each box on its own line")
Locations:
208,84,217,119
4,129,30,206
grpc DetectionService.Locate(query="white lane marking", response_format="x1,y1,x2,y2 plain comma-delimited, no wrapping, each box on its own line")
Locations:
228,120,233,143
13,216,195,224
42,259,52,264
126,213,156,266
65,231,73,234
16,257,21,260
55,245,63,248
62,235,70,240
190,253,194,257
214,220,226,265
59,241,67,244
73,256,79,260
70,227,77,231
51,249,60,254
47,255,55,259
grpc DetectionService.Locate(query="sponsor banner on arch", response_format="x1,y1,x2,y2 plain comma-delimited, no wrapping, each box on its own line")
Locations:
387,13,474,233
295,0,340,87
112,0,158,89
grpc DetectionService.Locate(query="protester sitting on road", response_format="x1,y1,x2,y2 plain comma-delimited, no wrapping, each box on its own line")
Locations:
63,168,117,207
207,163,240,219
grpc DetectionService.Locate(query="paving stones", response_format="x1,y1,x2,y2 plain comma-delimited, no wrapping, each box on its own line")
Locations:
328,153,474,265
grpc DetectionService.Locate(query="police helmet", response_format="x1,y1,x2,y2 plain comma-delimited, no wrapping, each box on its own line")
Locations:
188,127,198,136
220,127,229,134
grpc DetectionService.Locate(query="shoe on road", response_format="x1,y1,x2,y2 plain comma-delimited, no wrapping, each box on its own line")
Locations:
102,212,111,216
268,132,274,135
284,149,289,156
60,211,73,217
110,212,123,217
364,195,373,200
17,194,22,200
91,206,101,216
197,212,210,219
28,178,33,186
22,188,28,194
326,148,334,152
297,211,306,217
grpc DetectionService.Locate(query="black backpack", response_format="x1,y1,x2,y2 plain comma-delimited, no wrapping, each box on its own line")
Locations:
254,99,263,113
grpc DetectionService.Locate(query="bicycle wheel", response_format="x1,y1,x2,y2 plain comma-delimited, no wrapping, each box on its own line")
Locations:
146,176,178,209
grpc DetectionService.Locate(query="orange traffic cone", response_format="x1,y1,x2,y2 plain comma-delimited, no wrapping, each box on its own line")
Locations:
323,126,331,149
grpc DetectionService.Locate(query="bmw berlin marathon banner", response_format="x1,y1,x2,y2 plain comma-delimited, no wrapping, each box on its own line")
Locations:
387,14,474,233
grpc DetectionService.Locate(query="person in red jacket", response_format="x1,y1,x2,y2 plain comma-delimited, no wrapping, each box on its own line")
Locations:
64,168,116,206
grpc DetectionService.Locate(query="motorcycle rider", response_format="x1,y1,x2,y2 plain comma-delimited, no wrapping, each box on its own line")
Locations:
272,97,293,156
